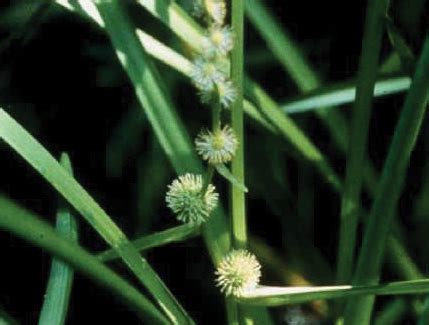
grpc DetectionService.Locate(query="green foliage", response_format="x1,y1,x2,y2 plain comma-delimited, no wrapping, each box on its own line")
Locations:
38,153,77,325
1,0,429,324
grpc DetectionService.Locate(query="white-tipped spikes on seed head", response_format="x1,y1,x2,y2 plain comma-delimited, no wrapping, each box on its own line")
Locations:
215,249,261,297
204,0,226,25
191,57,226,92
195,125,238,164
203,26,234,57
166,173,219,225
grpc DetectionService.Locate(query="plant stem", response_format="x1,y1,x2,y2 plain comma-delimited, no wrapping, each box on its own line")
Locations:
231,0,247,250
228,1,245,324
343,35,429,325
212,96,221,132
201,96,222,195
337,0,390,286
202,165,215,195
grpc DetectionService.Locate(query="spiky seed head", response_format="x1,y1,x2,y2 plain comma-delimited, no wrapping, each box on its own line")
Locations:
197,77,236,108
215,249,261,297
216,79,237,108
203,26,234,57
191,57,226,92
195,125,238,164
204,0,226,25
165,173,218,225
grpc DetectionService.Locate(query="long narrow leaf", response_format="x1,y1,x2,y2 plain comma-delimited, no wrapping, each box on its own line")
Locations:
237,279,429,307
0,109,190,324
99,224,200,262
215,164,248,193
0,196,168,324
38,153,77,325
244,0,422,300
282,76,411,114
337,0,390,288
244,78,342,190
344,35,429,324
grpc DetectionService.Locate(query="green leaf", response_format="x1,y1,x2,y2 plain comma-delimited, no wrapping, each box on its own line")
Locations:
282,76,411,114
237,279,429,307
38,153,77,325
337,0,390,289
344,35,429,324
99,224,200,262
136,0,205,52
244,78,342,191
0,109,190,324
215,164,248,193
245,0,320,91
0,196,168,325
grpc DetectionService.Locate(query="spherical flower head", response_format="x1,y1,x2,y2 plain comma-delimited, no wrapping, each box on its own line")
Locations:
165,173,218,225
204,0,226,25
216,79,237,108
215,249,261,297
197,77,236,109
191,57,226,92
195,125,238,164
203,26,234,57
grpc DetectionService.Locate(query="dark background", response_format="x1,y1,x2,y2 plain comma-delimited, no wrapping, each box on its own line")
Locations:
0,0,428,324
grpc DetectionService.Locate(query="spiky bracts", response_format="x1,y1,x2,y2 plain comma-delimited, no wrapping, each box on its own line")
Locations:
215,249,261,297
195,125,238,164
166,174,218,225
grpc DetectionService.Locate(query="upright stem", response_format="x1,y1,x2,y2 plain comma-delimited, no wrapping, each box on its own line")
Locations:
343,35,429,325
231,0,247,250
229,2,245,324
212,97,221,132
336,0,390,285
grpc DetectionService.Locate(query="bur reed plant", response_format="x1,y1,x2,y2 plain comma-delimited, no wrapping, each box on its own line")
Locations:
1,0,429,324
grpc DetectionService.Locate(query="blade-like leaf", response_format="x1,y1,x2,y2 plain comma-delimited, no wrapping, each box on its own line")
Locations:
237,280,429,307
99,224,200,262
282,76,411,114
38,153,77,325
344,35,429,324
215,164,248,193
0,109,190,324
244,78,342,191
0,196,168,324
337,0,390,289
